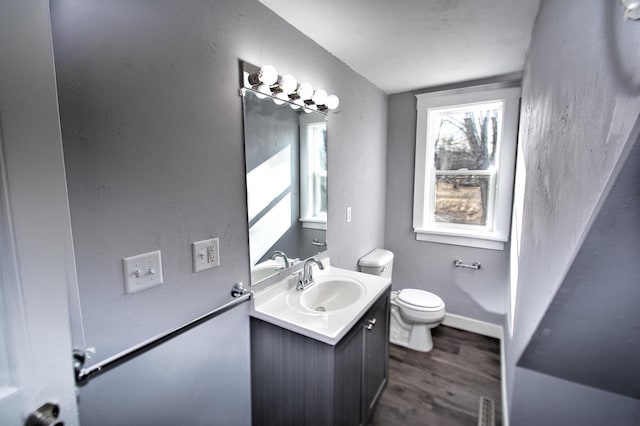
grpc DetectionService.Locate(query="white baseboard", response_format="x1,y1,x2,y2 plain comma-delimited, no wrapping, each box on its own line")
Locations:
442,313,503,339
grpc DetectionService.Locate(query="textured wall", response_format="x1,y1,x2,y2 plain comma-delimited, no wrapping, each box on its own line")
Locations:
510,368,640,425
518,135,640,399
384,77,521,325
50,0,387,424
506,0,640,420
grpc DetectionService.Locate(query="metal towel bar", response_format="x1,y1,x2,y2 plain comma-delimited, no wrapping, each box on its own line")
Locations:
453,259,481,270
74,282,251,385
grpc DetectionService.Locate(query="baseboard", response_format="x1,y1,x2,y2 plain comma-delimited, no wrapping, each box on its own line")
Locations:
442,313,503,340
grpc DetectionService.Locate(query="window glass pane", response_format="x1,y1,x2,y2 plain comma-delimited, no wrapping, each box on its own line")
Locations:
431,101,503,171
434,174,491,225
309,123,327,217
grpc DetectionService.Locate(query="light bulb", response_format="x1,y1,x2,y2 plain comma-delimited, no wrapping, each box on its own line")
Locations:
293,98,305,109
326,94,340,110
280,74,297,94
312,89,328,106
273,92,289,105
256,84,271,98
259,65,278,86
297,82,314,100
306,104,318,113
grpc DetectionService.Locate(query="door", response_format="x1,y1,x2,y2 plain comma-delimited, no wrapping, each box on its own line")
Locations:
0,1,79,424
333,321,364,426
362,292,390,423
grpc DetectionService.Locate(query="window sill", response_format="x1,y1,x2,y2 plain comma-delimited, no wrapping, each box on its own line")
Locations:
300,218,327,230
414,228,507,250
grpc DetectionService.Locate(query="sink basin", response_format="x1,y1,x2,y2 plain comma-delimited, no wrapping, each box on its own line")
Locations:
251,264,281,283
298,277,366,313
251,262,391,344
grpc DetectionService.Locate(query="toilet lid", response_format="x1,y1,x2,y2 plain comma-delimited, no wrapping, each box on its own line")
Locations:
397,289,444,309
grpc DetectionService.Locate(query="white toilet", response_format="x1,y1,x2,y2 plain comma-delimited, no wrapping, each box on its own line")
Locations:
359,248,446,352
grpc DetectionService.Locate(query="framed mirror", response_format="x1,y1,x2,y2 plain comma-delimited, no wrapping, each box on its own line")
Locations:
241,88,328,285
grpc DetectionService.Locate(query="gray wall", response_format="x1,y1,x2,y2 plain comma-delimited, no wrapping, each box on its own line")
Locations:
518,133,640,399
50,0,387,424
384,77,521,325
510,368,640,425
506,0,640,421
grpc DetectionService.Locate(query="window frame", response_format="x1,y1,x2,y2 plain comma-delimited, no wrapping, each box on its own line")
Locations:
299,114,327,230
413,85,520,250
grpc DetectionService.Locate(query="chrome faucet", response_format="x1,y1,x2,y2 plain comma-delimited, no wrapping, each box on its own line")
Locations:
296,257,324,290
270,251,290,269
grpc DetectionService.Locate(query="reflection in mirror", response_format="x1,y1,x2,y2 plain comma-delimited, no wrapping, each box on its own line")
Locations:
242,89,328,285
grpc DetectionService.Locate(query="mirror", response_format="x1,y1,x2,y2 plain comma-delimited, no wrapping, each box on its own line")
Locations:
242,89,328,285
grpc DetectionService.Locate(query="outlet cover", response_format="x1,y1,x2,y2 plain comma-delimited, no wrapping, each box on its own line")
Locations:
193,238,220,273
123,250,163,294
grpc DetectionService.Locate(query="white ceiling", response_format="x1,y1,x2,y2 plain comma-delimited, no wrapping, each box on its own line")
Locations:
258,0,541,94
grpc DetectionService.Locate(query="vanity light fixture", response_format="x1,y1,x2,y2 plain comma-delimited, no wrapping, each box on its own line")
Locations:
297,82,314,101
248,64,279,86
311,89,328,106
243,62,340,113
326,94,340,110
256,83,272,99
273,91,289,105
304,104,318,113
291,98,305,110
280,74,298,94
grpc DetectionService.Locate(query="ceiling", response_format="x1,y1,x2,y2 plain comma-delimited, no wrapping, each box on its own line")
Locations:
258,0,541,94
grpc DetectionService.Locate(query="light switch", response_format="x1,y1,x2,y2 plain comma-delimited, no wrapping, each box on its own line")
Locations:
193,238,220,272
123,250,163,294
346,207,352,223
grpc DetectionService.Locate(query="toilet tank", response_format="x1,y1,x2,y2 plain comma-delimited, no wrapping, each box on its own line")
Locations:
358,248,394,279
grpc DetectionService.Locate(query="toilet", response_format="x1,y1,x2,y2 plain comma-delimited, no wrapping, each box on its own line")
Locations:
359,248,446,352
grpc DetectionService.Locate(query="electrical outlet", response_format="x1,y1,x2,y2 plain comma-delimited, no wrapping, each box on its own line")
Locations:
193,238,220,272
123,250,163,294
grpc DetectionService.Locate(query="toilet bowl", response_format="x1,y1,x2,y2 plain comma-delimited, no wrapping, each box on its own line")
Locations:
359,249,446,353
390,289,445,352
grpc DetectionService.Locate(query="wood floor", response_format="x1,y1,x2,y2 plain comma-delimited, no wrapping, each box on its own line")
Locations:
369,326,502,426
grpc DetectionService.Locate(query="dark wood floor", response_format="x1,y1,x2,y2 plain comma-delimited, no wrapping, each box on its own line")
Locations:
369,326,502,426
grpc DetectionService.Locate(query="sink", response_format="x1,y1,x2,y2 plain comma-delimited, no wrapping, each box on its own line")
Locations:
251,261,391,345
251,264,282,283
297,277,366,313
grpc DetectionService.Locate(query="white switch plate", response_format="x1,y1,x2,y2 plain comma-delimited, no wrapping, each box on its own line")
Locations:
346,206,352,223
123,250,163,294
193,238,220,273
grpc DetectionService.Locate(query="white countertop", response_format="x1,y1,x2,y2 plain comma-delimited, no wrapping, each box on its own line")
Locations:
250,260,391,345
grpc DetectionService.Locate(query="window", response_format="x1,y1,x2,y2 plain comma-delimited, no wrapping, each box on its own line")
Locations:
413,85,520,250
299,115,327,230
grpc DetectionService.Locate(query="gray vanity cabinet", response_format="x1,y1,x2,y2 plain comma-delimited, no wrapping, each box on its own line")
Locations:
250,289,390,426
362,291,391,423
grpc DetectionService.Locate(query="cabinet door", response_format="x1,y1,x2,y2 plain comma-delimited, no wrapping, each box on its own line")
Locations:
333,320,364,426
362,293,390,423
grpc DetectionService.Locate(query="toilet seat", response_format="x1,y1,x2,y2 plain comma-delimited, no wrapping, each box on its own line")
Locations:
396,289,444,312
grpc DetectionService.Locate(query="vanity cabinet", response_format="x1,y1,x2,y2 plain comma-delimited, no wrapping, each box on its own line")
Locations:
250,289,390,426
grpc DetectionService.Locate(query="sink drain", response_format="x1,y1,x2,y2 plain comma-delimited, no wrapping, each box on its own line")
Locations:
315,306,326,312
